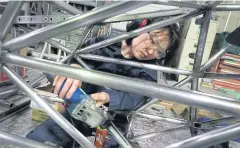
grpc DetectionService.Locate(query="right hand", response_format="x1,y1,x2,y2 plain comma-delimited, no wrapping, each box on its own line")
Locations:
53,64,82,99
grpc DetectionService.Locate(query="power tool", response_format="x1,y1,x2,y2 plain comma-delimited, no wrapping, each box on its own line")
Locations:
60,80,108,128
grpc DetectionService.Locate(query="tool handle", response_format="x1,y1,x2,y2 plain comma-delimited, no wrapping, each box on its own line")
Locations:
60,80,86,102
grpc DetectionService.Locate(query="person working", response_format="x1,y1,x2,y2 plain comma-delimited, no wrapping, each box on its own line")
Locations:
26,19,179,148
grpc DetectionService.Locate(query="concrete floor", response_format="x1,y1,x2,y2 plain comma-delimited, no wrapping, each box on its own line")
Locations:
0,106,191,148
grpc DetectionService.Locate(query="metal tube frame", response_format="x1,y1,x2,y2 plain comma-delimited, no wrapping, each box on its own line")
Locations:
1,1,240,148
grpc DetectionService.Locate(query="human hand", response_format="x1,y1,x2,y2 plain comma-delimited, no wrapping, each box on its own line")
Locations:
91,92,110,107
53,64,82,99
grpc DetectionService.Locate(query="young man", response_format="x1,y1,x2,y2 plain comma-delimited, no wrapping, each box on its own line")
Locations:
26,22,179,147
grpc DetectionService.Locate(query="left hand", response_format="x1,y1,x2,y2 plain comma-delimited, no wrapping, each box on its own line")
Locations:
91,92,110,107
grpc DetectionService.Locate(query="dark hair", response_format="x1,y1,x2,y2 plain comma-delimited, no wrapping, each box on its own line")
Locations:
126,18,180,65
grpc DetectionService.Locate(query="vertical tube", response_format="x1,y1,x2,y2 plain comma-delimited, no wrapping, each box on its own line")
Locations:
189,10,212,136
46,39,72,54
56,49,61,62
1,65,95,148
0,1,23,41
173,44,231,87
40,42,48,59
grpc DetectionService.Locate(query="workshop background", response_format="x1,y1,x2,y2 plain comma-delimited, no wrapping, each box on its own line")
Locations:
0,1,240,148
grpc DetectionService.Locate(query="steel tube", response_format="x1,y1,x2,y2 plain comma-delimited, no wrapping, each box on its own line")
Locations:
2,1,149,51
190,10,211,136
201,73,240,80
103,9,185,23
77,10,201,54
60,54,73,63
19,25,73,57
190,10,212,136
72,1,96,7
216,4,240,11
173,44,231,87
135,112,187,124
47,1,83,15
0,130,54,148
125,114,134,138
166,123,240,148
1,64,94,148
136,98,159,112
0,1,23,41
46,39,72,54
70,25,94,68
108,122,132,148
192,11,212,78
3,53,240,116
155,1,206,9
200,44,231,72
173,76,192,87
75,25,94,50
79,54,192,75
75,55,91,70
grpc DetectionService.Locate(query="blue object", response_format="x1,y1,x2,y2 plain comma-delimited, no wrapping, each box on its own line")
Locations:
60,80,90,115
60,80,87,103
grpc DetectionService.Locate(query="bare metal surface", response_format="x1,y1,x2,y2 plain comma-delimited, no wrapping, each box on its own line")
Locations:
0,1,23,41
2,65,94,148
77,10,201,54
79,54,192,75
216,4,240,11
2,1,149,51
2,53,240,117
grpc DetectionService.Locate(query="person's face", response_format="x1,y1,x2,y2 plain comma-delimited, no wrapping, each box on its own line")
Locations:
131,28,170,60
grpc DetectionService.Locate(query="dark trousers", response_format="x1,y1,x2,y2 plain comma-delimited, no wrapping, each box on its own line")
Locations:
26,111,128,148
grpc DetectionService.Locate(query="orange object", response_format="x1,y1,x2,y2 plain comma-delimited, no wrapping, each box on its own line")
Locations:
213,79,240,91
94,126,108,148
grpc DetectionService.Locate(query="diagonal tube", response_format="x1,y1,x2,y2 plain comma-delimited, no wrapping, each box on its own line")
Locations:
76,10,201,54
0,1,23,41
1,64,94,148
165,122,240,148
2,53,240,117
2,1,150,51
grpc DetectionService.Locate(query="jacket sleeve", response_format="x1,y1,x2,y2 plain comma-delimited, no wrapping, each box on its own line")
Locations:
101,68,157,111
